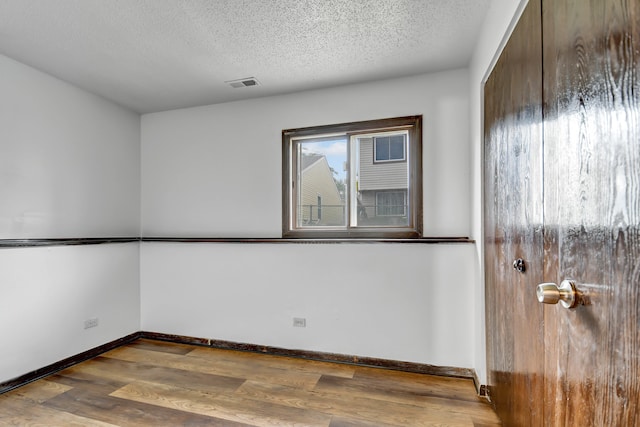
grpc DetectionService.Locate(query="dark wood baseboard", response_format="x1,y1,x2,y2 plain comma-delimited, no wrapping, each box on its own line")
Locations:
140,331,476,380
0,332,141,395
479,384,489,398
1,331,488,397
471,370,489,398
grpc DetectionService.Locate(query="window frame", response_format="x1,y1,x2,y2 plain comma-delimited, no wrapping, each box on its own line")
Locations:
282,116,422,239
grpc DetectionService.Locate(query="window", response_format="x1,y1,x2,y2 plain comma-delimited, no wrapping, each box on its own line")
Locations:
376,191,406,216
283,116,422,238
374,135,406,162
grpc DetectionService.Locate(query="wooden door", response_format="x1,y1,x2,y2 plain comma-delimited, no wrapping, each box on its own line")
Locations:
483,0,545,425
542,0,640,424
485,0,640,425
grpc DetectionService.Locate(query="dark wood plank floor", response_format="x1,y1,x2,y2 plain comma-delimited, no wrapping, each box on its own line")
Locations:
0,339,501,426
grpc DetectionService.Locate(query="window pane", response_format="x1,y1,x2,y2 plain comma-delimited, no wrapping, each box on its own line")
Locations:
296,137,347,227
376,192,407,216
355,131,410,227
375,137,390,161
389,135,405,160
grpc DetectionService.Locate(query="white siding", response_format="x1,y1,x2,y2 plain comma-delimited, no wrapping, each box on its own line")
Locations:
359,137,408,190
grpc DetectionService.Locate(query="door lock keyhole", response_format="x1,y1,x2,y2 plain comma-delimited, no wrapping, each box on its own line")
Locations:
513,258,526,273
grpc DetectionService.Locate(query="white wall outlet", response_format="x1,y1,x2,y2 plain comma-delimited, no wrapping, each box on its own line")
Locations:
293,317,306,327
84,317,99,329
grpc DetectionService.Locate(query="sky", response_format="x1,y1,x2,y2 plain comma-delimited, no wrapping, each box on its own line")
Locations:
300,137,347,181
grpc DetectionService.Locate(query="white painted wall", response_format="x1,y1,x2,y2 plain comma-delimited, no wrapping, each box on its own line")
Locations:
141,242,475,368
142,70,470,238
0,54,141,383
469,0,530,383
0,54,140,239
141,70,477,368
0,244,140,382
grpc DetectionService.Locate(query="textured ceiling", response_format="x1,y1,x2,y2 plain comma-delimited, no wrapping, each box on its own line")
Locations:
0,0,491,113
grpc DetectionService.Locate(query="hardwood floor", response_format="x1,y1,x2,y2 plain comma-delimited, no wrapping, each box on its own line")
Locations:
0,339,501,426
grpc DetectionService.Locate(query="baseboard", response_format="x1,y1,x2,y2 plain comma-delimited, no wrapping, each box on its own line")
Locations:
140,331,477,380
479,384,489,398
1,330,488,397
471,370,489,398
0,332,141,395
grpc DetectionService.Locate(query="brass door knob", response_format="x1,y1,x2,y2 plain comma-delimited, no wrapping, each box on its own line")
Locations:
536,279,578,309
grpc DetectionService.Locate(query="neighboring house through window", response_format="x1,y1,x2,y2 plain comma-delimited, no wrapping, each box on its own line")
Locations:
282,116,422,238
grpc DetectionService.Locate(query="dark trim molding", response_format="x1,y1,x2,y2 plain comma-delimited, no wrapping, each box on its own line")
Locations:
141,237,474,244
0,331,488,397
479,384,489,398
472,370,490,398
0,332,141,394
0,237,475,247
0,238,140,248
140,331,476,379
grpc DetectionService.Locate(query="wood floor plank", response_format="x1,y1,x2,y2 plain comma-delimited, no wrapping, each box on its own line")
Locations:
102,346,323,390
0,339,500,426
43,387,250,427
316,366,499,423
128,338,197,355
0,394,119,427
110,380,332,427
328,416,404,427
315,374,499,424
235,379,479,426
47,370,129,395
68,355,245,394
187,347,357,379
352,366,482,402
0,379,71,404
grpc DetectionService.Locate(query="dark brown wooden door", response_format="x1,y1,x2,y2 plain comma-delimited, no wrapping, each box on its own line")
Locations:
483,0,545,425
485,0,640,425
542,0,640,424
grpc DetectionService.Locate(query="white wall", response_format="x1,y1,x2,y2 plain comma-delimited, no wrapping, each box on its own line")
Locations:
0,55,140,238
142,70,470,238
141,70,477,369
469,0,529,383
0,54,141,383
141,242,475,368
0,244,140,382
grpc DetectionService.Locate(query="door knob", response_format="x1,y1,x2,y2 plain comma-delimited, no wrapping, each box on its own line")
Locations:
536,279,578,309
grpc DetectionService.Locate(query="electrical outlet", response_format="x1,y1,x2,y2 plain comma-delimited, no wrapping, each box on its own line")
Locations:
84,317,99,329
293,317,306,328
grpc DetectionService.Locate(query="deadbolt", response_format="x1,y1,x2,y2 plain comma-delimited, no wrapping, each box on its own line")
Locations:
536,279,578,309
513,258,526,273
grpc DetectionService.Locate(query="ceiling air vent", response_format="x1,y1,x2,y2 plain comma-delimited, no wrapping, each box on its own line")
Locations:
226,77,260,88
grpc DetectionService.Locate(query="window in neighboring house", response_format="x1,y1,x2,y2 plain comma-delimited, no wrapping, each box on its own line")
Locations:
376,191,406,216
374,134,406,162
282,116,422,239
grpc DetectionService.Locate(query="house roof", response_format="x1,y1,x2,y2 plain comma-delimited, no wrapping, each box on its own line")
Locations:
301,153,326,171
